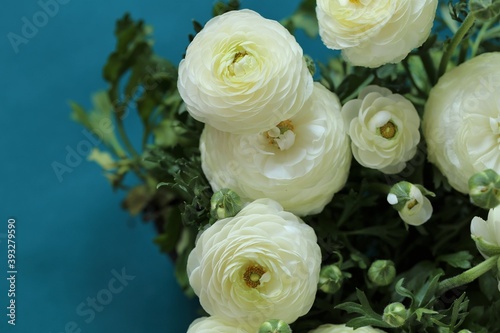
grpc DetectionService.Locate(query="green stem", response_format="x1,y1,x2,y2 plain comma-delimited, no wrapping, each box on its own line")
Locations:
402,59,426,97
438,14,476,78
365,182,391,194
437,255,498,295
470,20,493,58
419,51,436,85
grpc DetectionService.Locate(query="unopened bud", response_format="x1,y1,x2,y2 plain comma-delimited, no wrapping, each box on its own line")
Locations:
383,302,408,327
318,264,343,294
210,188,243,220
258,319,292,333
368,260,396,287
469,169,500,209
388,181,434,226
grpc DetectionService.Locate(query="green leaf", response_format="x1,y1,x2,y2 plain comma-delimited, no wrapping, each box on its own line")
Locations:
395,278,415,307
470,0,500,21
87,148,116,170
336,289,394,329
212,0,240,17
437,251,474,269
415,308,439,322
281,0,318,38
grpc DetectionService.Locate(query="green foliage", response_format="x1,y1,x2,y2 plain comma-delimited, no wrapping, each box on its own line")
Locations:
281,0,318,38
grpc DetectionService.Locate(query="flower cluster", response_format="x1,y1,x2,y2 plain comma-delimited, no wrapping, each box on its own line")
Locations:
74,1,500,332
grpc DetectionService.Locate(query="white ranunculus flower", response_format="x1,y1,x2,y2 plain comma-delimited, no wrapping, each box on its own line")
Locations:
200,82,351,216
178,9,313,135
187,199,321,324
316,0,438,68
423,53,500,193
343,85,420,174
187,316,253,333
470,206,500,259
309,324,387,333
200,83,351,216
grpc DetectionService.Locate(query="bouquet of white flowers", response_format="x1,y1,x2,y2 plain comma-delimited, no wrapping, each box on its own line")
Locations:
72,0,500,332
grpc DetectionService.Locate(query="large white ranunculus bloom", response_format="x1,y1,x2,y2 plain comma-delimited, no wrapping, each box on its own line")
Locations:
309,324,387,333
200,83,351,216
187,199,321,324
423,52,500,193
471,206,500,259
343,85,420,174
178,9,313,135
187,317,253,333
316,0,438,68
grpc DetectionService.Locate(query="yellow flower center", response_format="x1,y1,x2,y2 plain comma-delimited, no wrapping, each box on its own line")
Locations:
349,0,361,4
407,199,418,210
227,49,255,77
243,264,266,288
379,121,397,139
265,120,296,150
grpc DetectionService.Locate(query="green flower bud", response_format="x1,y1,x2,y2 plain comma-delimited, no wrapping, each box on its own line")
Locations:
383,302,408,327
210,188,243,220
318,264,343,294
258,319,292,333
469,0,500,21
368,260,396,287
469,169,500,209
457,330,473,333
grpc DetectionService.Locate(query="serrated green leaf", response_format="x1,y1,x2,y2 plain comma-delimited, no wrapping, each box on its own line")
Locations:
415,272,443,307
395,279,416,307
437,251,474,269
415,308,439,321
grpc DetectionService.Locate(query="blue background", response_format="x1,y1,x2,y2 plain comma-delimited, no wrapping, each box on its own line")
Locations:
0,0,332,332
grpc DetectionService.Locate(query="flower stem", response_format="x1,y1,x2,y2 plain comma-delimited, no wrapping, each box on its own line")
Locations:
419,51,436,85
437,255,499,295
470,19,494,58
437,14,476,79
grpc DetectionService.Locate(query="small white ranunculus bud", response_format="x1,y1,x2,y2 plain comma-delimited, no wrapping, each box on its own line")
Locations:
388,181,434,226
471,206,500,259
343,85,421,174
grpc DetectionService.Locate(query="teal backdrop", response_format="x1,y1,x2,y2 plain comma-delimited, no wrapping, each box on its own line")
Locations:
0,0,449,332
0,0,316,332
